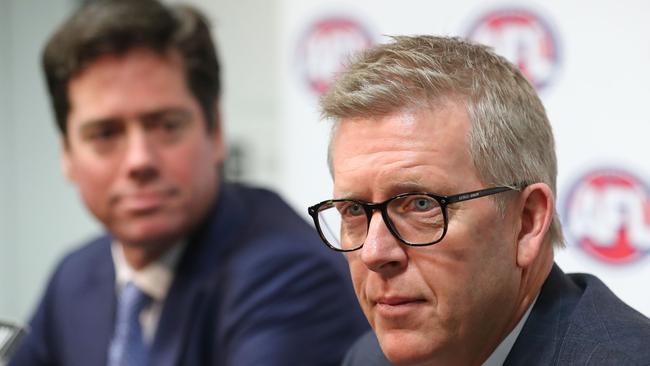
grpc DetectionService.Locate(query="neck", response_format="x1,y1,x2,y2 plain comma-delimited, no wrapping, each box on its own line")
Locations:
121,240,178,270
472,246,555,366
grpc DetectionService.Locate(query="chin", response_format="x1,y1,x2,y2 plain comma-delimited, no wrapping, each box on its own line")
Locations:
114,219,187,247
378,330,437,366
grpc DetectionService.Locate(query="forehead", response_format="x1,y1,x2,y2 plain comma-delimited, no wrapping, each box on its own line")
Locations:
331,101,481,198
67,48,193,125
72,47,186,90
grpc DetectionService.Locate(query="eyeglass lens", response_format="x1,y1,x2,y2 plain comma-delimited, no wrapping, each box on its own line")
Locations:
317,194,445,250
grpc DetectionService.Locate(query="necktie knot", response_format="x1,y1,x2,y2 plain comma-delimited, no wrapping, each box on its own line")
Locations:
120,282,150,319
108,282,151,366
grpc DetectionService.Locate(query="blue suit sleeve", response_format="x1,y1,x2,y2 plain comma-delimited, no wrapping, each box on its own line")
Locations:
217,244,368,366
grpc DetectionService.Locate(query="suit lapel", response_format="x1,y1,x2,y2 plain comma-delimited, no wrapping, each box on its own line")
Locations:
148,265,209,366
148,183,246,366
503,264,582,365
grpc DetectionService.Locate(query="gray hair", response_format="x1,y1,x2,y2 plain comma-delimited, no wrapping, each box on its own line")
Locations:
320,35,564,248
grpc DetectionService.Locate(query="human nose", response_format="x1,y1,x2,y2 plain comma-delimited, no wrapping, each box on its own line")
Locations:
124,128,159,183
360,210,408,274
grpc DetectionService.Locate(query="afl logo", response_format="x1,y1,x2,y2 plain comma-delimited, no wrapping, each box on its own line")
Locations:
564,169,650,264
465,7,561,90
296,16,374,95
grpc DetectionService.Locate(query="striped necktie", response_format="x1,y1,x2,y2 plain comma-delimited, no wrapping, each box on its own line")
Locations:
108,282,151,366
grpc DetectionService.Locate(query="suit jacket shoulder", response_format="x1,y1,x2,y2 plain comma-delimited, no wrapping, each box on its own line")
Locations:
506,264,650,366
10,236,116,366
151,183,370,366
12,183,369,366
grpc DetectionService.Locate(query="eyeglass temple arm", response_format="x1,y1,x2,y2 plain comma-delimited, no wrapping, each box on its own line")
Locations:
445,185,524,204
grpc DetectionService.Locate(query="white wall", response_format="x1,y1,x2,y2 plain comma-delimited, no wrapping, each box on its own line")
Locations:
0,0,11,321
171,0,283,190
0,0,100,322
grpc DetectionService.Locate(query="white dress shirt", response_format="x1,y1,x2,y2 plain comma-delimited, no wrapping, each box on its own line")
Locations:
111,242,185,344
481,296,538,366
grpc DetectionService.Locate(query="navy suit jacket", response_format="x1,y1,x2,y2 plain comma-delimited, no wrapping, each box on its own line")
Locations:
11,183,369,366
343,264,650,366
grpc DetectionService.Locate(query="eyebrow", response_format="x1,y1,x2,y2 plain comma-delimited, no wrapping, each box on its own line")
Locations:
140,108,193,123
333,191,358,200
335,180,455,201
78,117,121,136
77,107,193,132
391,181,430,193
383,181,455,197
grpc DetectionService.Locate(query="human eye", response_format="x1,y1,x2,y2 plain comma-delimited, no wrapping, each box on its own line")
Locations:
337,201,365,218
160,115,186,132
413,197,435,211
78,121,124,154
400,195,437,212
394,195,444,228
145,110,191,142
83,123,121,141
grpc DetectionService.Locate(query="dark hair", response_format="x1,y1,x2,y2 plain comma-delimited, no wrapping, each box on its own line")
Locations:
42,0,221,135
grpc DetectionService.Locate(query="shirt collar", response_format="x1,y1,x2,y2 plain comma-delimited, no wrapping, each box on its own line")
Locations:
481,295,538,366
111,241,186,302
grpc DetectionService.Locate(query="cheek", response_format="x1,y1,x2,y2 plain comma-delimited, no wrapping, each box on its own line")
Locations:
346,254,369,301
410,239,485,313
69,159,118,221
71,159,115,198
423,222,517,321
164,142,215,185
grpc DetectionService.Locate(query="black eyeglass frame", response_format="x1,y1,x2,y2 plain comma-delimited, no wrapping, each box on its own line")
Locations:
308,186,521,252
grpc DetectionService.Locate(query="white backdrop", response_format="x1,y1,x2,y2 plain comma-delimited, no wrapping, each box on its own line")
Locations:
277,0,650,316
2,0,648,323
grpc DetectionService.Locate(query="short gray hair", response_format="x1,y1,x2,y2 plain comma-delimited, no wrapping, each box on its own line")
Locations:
320,35,564,248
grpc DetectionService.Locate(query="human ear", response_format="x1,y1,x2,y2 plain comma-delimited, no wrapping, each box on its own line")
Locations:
515,183,554,268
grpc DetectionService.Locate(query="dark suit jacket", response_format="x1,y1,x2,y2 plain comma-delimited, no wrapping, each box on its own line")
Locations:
343,264,650,366
10,183,369,366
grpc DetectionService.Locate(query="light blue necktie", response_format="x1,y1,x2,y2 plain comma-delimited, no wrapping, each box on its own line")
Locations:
108,282,151,366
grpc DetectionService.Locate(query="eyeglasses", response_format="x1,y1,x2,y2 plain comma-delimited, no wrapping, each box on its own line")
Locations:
308,186,520,252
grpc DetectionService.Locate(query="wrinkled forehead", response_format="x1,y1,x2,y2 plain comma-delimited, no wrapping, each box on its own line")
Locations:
329,102,478,199
327,97,470,172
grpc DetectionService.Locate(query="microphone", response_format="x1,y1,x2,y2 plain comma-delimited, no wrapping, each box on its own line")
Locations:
0,320,27,366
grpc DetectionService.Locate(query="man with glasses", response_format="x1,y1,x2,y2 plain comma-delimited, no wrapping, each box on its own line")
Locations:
309,35,650,365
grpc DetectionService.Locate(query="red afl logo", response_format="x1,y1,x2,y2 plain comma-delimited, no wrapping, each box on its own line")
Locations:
564,169,650,264
465,7,560,90
296,16,374,95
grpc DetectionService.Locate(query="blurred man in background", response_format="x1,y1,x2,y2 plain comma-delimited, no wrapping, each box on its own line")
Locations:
10,0,368,365
309,35,650,365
